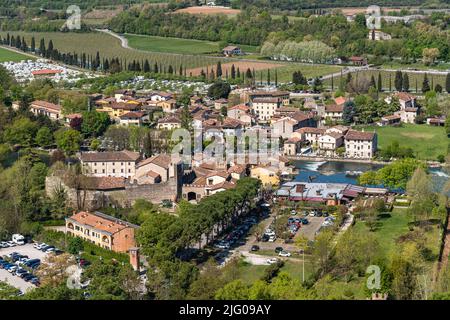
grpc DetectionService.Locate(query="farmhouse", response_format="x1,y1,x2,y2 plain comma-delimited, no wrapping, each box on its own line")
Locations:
30,100,62,120
380,114,401,126
349,56,367,66
222,45,242,56
80,150,141,179
66,211,138,253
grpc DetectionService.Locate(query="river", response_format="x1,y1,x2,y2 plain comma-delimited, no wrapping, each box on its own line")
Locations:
292,160,449,193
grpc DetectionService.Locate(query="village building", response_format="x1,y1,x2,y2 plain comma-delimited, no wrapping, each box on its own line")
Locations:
119,112,149,126
96,102,141,119
318,132,344,156
271,112,317,139
30,100,62,120
380,114,401,126
31,69,63,80
227,104,254,126
283,137,302,156
66,211,138,253
368,30,392,41
157,115,182,130
344,130,377,159
157,99,178,113
427,117,446,126
80,150,141,179
250,166,280,186
324,104,344,122
133,154,180,185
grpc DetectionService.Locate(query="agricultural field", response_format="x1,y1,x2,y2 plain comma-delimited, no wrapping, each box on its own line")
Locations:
358,124,449,160
0,31,223,69
325,69,448,92
125,34,222,55
0,31,342,83
0,46,32,62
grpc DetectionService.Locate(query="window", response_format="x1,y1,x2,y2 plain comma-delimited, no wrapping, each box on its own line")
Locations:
102,169,105,173
112,169,115,173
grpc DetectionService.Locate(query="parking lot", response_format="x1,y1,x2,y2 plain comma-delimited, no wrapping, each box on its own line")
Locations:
296,216,326,240
0,244,48,292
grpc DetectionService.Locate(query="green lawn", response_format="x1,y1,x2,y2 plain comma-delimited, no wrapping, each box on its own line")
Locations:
352,208,441,260
359,124,449,161
236,257,313,285
125,34,260,55
0,46,31,62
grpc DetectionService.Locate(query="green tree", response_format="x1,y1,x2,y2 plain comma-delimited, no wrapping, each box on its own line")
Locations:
35,126,54,148
54,129,82,156
81,111,110,138
215,280,249,300
67,237,84,254
207,80,231,99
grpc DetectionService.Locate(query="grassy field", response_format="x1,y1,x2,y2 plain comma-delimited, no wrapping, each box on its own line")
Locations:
352,208,441,260
326,69,448,92
236,258,313,285
0,46,32,62
125,34,221,55
358,124,449,160
275,63,342,83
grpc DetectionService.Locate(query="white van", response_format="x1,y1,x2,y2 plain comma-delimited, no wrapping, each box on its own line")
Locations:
12,234,25,245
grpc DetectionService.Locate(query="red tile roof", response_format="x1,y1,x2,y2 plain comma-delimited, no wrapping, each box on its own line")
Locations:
345,130,376,141
80,151,140,162
31,69,62,75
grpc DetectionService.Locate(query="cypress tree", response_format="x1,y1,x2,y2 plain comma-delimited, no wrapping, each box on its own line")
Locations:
377,73,382,92
445,72,450,93
144,60,150,73
230,64,236,79
402,73,410,92
422,73,430,93
216,61,222,78
394,70,403,92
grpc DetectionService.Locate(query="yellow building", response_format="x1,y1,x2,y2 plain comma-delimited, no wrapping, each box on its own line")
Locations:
96,102,141,119
250,166,280,186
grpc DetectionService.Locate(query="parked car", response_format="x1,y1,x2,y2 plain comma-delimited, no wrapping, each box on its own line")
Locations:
251,245,260,252
301,218,309,225
274,247,284,253
266,258,279,264
268,236,276,242
261,235,269,242
279,251,291,257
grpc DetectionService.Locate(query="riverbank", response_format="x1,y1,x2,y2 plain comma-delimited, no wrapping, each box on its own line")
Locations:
287,155,389,165
287,155,443,168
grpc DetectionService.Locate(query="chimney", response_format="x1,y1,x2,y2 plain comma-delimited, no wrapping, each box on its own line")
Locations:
129,247,140,271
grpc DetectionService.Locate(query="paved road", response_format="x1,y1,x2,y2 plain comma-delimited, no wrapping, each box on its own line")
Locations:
0,244,48,292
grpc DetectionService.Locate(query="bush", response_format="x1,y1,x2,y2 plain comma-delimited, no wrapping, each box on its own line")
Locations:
260,260,285,282
67,237,84,254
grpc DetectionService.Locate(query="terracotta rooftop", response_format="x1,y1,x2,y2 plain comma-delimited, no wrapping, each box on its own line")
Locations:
158,115,181,124
67,211,138,235
334,96,347,106
395,92,416,102
31,69,62,75
137,154,171,169
110,102,140,110
229,104,250,112
297,127,326,134
31,100,62,112
120,111,146,119
345,130,376,141
80,150,140,162
325,104,344,113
